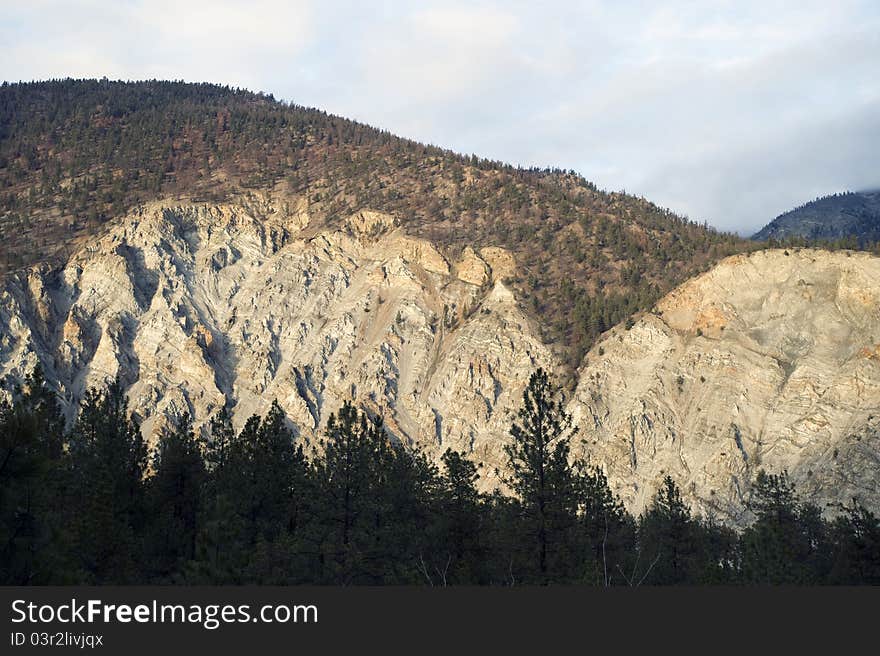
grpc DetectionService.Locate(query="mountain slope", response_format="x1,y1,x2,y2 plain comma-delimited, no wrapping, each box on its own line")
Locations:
1,79,747,365
571,248,880,521
4,80,879,523
3,199,880,520
0,196,554,485
753,190,880,242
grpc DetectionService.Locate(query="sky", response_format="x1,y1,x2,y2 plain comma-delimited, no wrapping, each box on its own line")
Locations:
2,1,878,235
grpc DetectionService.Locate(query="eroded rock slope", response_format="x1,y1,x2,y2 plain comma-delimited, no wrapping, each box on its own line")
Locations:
0,198,552,483
2,200,880,521
571,249,880,521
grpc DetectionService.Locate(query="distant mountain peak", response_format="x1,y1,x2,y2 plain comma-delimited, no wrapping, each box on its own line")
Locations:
752,189,880,242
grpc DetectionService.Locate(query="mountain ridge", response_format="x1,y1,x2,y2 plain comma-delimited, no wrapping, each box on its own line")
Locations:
1,78,747,366
3,79,880,523
572,247,880,521
753,190,880,243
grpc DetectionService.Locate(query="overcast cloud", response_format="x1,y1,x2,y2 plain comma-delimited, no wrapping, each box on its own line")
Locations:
2,0,878,234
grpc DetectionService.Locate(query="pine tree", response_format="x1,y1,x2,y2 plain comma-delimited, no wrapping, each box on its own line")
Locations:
0,366,68,583
828,500,880,584
503,368,578,582
249,401,308,543
437,449,483,581
190,406,245,583
441,449,480,562
312,401,388,583
203,405,235,474
65,380,147,583
572,463,635,585
205,401,308,582
374,443,441,584
739,470,830,583
638,476,699,584
145,412,206,580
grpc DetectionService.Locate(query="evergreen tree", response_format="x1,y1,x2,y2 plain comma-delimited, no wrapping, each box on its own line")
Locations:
434,449,484,583
203,405,235,473
503,368,579,582
0,367,68,583
311,402,388,583
572,463,636,585
373,443,441,584
828,500,880,584
145,412,206,580
247,401,308,543
638,477,700,584
0,368,877,586
210,401,309,583
739,470,830,584
189,406,245,583
65,380,147,583
482,488,526,585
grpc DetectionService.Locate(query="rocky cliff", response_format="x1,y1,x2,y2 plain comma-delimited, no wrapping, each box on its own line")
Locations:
0,196,554,485
2,199,879,521
571,248,880,521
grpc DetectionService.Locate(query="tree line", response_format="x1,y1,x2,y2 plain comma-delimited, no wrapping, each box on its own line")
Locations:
1,368,877,585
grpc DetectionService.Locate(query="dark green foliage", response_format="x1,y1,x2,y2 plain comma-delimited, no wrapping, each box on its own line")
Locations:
193,401,309,583
1,372,878,584
432,449,485,583
0,367,68,583
503,368,579,582
570,463,636,585
187,405,241,582
308,402,445,584
310,402,392,583
739,470,831,584
144,413,206,581
64,380,147,583
638,477,737,584
827,500,880,584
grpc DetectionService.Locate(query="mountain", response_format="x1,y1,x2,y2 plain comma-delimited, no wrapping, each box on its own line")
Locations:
3,80,880,523
752,190,880,242
0,79,746,366
0,198,552,486
571,248,880,521
3,196,880,521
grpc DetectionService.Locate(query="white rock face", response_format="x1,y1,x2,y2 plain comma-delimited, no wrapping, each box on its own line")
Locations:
0,199,553,484
2,201,880,522
570,249,880,522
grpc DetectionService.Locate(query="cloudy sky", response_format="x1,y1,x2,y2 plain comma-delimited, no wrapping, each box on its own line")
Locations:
2,1,878,234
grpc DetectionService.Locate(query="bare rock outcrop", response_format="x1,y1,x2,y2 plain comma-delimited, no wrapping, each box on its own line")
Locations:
0,199,551,483
2,199,880,523
571,249,880,522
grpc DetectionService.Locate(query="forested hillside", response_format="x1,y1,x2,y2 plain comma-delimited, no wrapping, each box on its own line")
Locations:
0,79,748,364
753,190,880,244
